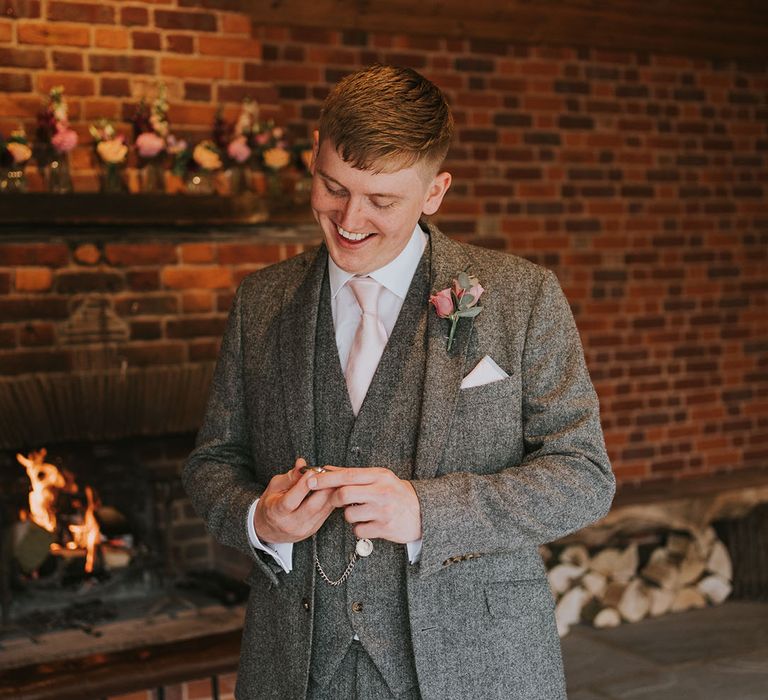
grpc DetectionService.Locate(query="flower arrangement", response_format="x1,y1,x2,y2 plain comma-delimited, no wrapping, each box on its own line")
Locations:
35,86,78,192
131,83,177,192
430,272,485,351
89,119,128,193
0,127,32,192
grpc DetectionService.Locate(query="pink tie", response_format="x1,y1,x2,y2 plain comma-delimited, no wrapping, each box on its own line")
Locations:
345,276,388,415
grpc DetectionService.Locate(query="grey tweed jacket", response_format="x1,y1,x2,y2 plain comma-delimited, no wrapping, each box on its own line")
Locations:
183,221,616,699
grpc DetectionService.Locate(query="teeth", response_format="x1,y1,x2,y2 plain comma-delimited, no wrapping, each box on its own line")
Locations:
338,225,374,242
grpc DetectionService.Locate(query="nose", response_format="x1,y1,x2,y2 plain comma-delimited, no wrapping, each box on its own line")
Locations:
338,196,368,233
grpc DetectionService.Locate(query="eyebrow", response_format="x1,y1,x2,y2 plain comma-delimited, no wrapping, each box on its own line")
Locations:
317,168,403,200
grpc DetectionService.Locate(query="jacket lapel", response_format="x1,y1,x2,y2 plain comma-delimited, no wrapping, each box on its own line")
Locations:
415,222,474,480
278,245,327,465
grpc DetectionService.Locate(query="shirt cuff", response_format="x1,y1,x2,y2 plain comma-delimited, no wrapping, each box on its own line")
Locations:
406,539,423,564
246,499,293,573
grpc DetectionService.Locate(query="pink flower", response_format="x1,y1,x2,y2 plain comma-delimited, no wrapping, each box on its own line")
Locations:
452,279,484,308
429,288,454,318
135,131,165,159
255,132,270,146
227,136,251,164
51,127,78,153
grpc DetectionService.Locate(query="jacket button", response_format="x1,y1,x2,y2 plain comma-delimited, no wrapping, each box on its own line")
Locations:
351,601,363,613
302,598,310,611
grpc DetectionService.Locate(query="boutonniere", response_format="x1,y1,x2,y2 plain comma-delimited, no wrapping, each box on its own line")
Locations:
429,271,484,351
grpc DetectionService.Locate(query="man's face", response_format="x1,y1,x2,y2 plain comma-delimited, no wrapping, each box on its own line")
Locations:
310,135,451,275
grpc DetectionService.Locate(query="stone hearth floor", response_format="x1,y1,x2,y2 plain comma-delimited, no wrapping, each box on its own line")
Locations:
562,600,768,700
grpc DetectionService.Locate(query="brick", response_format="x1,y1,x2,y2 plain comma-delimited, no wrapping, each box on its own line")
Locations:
89,54,155,74
0,244,69,266
244,63,321,83
0,47,46,69
180,243,215,263
56,270,123,293
161,56,226,79
122,342,185,367
199,35,260,58
15,267,53,292
221,11,251,35
217,244,283,265
48,1,114,23
0,21,11,41
126,270,160,291
166,316,226,338
132,30,161,51
73,243,101,265
162,267,232,289
130,319,162,341
184,81,211,102
166,34,194,53
155,9,217,32
105,243,177,266
0,350,70,375
18,21,90,46
120,6,148,27
182,290,214,312
20,321,55,346
0,72,32,92
0,326,16,348
52,50,83,71
95,26,129,50
0,297,69,320
38,74,94,95
114,294,177,316
166,103,216,125
0,272,9,294
101,76,130,96
2,0,41,19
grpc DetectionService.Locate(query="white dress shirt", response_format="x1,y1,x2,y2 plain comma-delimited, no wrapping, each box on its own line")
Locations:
247,224,427,572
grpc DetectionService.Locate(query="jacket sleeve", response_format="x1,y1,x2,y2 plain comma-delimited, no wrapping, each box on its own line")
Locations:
411,269,616,578
181,283,279,582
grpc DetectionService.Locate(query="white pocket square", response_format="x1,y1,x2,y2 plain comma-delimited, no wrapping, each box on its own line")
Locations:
460,355,509,389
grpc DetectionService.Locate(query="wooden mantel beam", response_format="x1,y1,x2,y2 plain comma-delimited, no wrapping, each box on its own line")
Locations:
244,0,768,62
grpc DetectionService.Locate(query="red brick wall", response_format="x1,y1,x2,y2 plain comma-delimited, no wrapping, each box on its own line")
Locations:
0,1,766,487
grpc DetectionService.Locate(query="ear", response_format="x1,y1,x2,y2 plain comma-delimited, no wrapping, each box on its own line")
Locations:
422,171,452,216
310,130,320,174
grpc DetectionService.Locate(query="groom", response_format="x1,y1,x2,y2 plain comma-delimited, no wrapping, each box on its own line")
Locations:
183,64,615,699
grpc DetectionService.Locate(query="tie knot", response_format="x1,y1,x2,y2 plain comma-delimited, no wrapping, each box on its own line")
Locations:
347,276,382,316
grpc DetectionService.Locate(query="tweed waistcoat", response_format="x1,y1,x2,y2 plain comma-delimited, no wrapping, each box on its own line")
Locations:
309,250,430,696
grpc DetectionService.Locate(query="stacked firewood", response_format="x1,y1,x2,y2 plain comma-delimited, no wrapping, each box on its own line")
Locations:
542,526,733,637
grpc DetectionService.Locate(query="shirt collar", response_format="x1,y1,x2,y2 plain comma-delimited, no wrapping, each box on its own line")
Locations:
328,224,427,300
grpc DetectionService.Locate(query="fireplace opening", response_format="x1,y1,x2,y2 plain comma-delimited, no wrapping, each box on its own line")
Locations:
0,436,249,667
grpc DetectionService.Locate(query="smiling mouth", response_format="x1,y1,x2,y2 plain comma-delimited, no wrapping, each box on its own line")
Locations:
336,224,376,242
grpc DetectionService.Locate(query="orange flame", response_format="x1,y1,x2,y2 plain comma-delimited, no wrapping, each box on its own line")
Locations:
16,449,65,533
18,449,103,574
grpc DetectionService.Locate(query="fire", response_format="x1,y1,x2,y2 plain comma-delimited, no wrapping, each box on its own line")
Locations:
16,449,64,533
17,448,103,574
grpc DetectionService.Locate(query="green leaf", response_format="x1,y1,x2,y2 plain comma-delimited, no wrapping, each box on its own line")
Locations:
457,306,482,318
459,293,475,308
457,271,472,291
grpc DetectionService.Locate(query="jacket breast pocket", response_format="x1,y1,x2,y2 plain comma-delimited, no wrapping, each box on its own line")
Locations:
439,375,523,475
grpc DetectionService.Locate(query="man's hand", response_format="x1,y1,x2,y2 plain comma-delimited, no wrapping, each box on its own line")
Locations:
254,458,336,543
308,467,422,543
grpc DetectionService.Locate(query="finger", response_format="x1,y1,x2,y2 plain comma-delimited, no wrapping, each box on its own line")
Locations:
286,457,307,485
309,467,383,490
280,470,319,512
343,504,376,524
331,485,376,508
351,522,381,540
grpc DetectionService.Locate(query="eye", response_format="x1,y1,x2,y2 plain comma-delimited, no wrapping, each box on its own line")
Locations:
323,180,347,198
370,199,397,210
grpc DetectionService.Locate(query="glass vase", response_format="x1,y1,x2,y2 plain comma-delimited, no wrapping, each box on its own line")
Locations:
227,164,251,196
186,170,215,195
141,159,165,193
46,154,73,193
0,166,28,193
100,163,127,194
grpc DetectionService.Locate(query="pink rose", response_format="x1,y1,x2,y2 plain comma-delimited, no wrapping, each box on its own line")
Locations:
429,288,454,318
135,131,165,159
452,279,484,308
51,127,78,153
255,132,270,146
227,136,251,164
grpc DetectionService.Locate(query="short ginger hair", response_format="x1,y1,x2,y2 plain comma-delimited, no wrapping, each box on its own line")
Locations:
318,64,453,174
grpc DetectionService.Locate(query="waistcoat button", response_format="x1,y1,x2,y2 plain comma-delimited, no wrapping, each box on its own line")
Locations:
351,601,363,613
302,598,310,611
